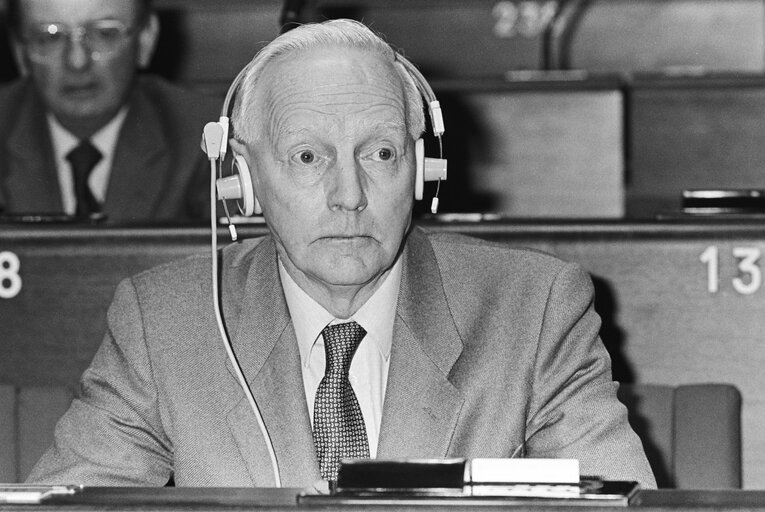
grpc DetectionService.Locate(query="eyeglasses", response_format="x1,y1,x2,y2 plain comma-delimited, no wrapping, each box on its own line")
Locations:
21,20,136,63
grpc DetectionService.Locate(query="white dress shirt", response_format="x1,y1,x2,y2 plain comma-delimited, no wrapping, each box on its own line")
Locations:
279,257,402,458
47,108,129,215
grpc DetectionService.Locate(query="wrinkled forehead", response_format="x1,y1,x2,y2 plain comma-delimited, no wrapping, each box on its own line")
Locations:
255,46,409,138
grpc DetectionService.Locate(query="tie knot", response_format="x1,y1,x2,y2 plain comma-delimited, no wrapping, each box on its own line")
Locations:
321,321,366,374
66,140,102,180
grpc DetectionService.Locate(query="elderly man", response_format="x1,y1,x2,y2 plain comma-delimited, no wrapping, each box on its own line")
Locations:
27,19,655,488
0,0,217,223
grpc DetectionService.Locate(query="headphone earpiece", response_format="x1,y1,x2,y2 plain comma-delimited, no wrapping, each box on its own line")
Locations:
393,55,447,213
215,154,261,216
414,138,448,201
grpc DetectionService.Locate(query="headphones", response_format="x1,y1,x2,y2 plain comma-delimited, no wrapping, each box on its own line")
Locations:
201,49,448,231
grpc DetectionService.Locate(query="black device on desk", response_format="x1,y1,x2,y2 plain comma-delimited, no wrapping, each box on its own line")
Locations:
681,189,765,215
298,459,640,506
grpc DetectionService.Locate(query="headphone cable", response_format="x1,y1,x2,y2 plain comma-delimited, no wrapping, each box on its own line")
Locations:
209,157,282,487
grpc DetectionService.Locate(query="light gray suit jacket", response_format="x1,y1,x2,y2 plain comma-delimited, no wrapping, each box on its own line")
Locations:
27,228,656,488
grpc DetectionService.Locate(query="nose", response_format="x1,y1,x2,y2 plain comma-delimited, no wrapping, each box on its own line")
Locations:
64,32,92,71
327,153,367,212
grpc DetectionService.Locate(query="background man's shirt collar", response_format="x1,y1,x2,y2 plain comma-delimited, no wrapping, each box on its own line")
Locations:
47,107,129,214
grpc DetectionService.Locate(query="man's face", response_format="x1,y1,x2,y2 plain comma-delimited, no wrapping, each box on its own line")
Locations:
239,46,416,299
14,0,155,134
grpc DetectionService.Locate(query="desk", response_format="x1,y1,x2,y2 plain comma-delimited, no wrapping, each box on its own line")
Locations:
2,219,765,485
1,488,765,511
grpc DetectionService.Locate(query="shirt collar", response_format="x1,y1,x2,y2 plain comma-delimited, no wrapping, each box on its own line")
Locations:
280,257,402,367
47,107,129,162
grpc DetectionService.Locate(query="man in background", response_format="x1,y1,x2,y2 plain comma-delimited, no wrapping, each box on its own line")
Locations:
0,0,219,224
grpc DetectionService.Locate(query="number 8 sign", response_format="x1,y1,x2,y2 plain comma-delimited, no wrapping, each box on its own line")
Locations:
0,251,22,299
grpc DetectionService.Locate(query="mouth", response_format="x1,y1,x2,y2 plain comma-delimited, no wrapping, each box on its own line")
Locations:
322,234,369,239
318,235,375,245
60,82,100,98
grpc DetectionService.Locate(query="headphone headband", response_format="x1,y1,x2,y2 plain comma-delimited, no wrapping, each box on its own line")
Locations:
393,55,444,138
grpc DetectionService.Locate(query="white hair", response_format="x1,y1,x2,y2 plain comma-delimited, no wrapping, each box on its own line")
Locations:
230,19,426,145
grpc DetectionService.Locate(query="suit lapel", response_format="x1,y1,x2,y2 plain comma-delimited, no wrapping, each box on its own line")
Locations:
222,238,320,486
5,85,61,212
378,228,465,459
105,85,168,220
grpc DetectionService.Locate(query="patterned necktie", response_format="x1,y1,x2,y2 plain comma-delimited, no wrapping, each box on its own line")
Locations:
313,321,370,481
66,140,102,217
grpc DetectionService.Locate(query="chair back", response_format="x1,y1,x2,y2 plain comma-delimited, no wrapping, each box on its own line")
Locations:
617,383,741,488
0,384,74,482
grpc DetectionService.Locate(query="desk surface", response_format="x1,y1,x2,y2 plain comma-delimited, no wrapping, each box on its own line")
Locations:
3,216,765,242
2,488,765,511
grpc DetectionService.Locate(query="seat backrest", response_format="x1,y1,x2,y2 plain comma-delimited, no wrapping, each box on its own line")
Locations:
0,384,74,483
559,0,765,74
617,383,741,489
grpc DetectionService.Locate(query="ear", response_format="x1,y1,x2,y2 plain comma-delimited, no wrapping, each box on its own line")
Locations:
228,138,249,159
136,12,160,69
10,37,29,77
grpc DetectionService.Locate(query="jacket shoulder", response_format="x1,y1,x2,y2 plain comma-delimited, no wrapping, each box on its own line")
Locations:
134,75,221,131
420,230,594,319
0,80,26,108
128,237,265,292
425,230,571,278
0,80,29,138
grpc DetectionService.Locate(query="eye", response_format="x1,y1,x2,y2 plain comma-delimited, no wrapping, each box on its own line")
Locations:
290,149,317,165
91,26,122,43
29,24,65,47
376,148,393,161
299,150,315,164
366,146,396,163
288,148,328,170
34,32,62,46
88,20,129,45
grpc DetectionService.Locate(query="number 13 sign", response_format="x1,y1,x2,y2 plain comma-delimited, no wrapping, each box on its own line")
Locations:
700,246,762,295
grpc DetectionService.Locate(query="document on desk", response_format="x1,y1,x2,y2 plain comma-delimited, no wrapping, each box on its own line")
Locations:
0,485,83,504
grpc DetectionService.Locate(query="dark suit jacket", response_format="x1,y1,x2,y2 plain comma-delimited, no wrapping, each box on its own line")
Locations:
27,228,656,488
0,75,220,224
